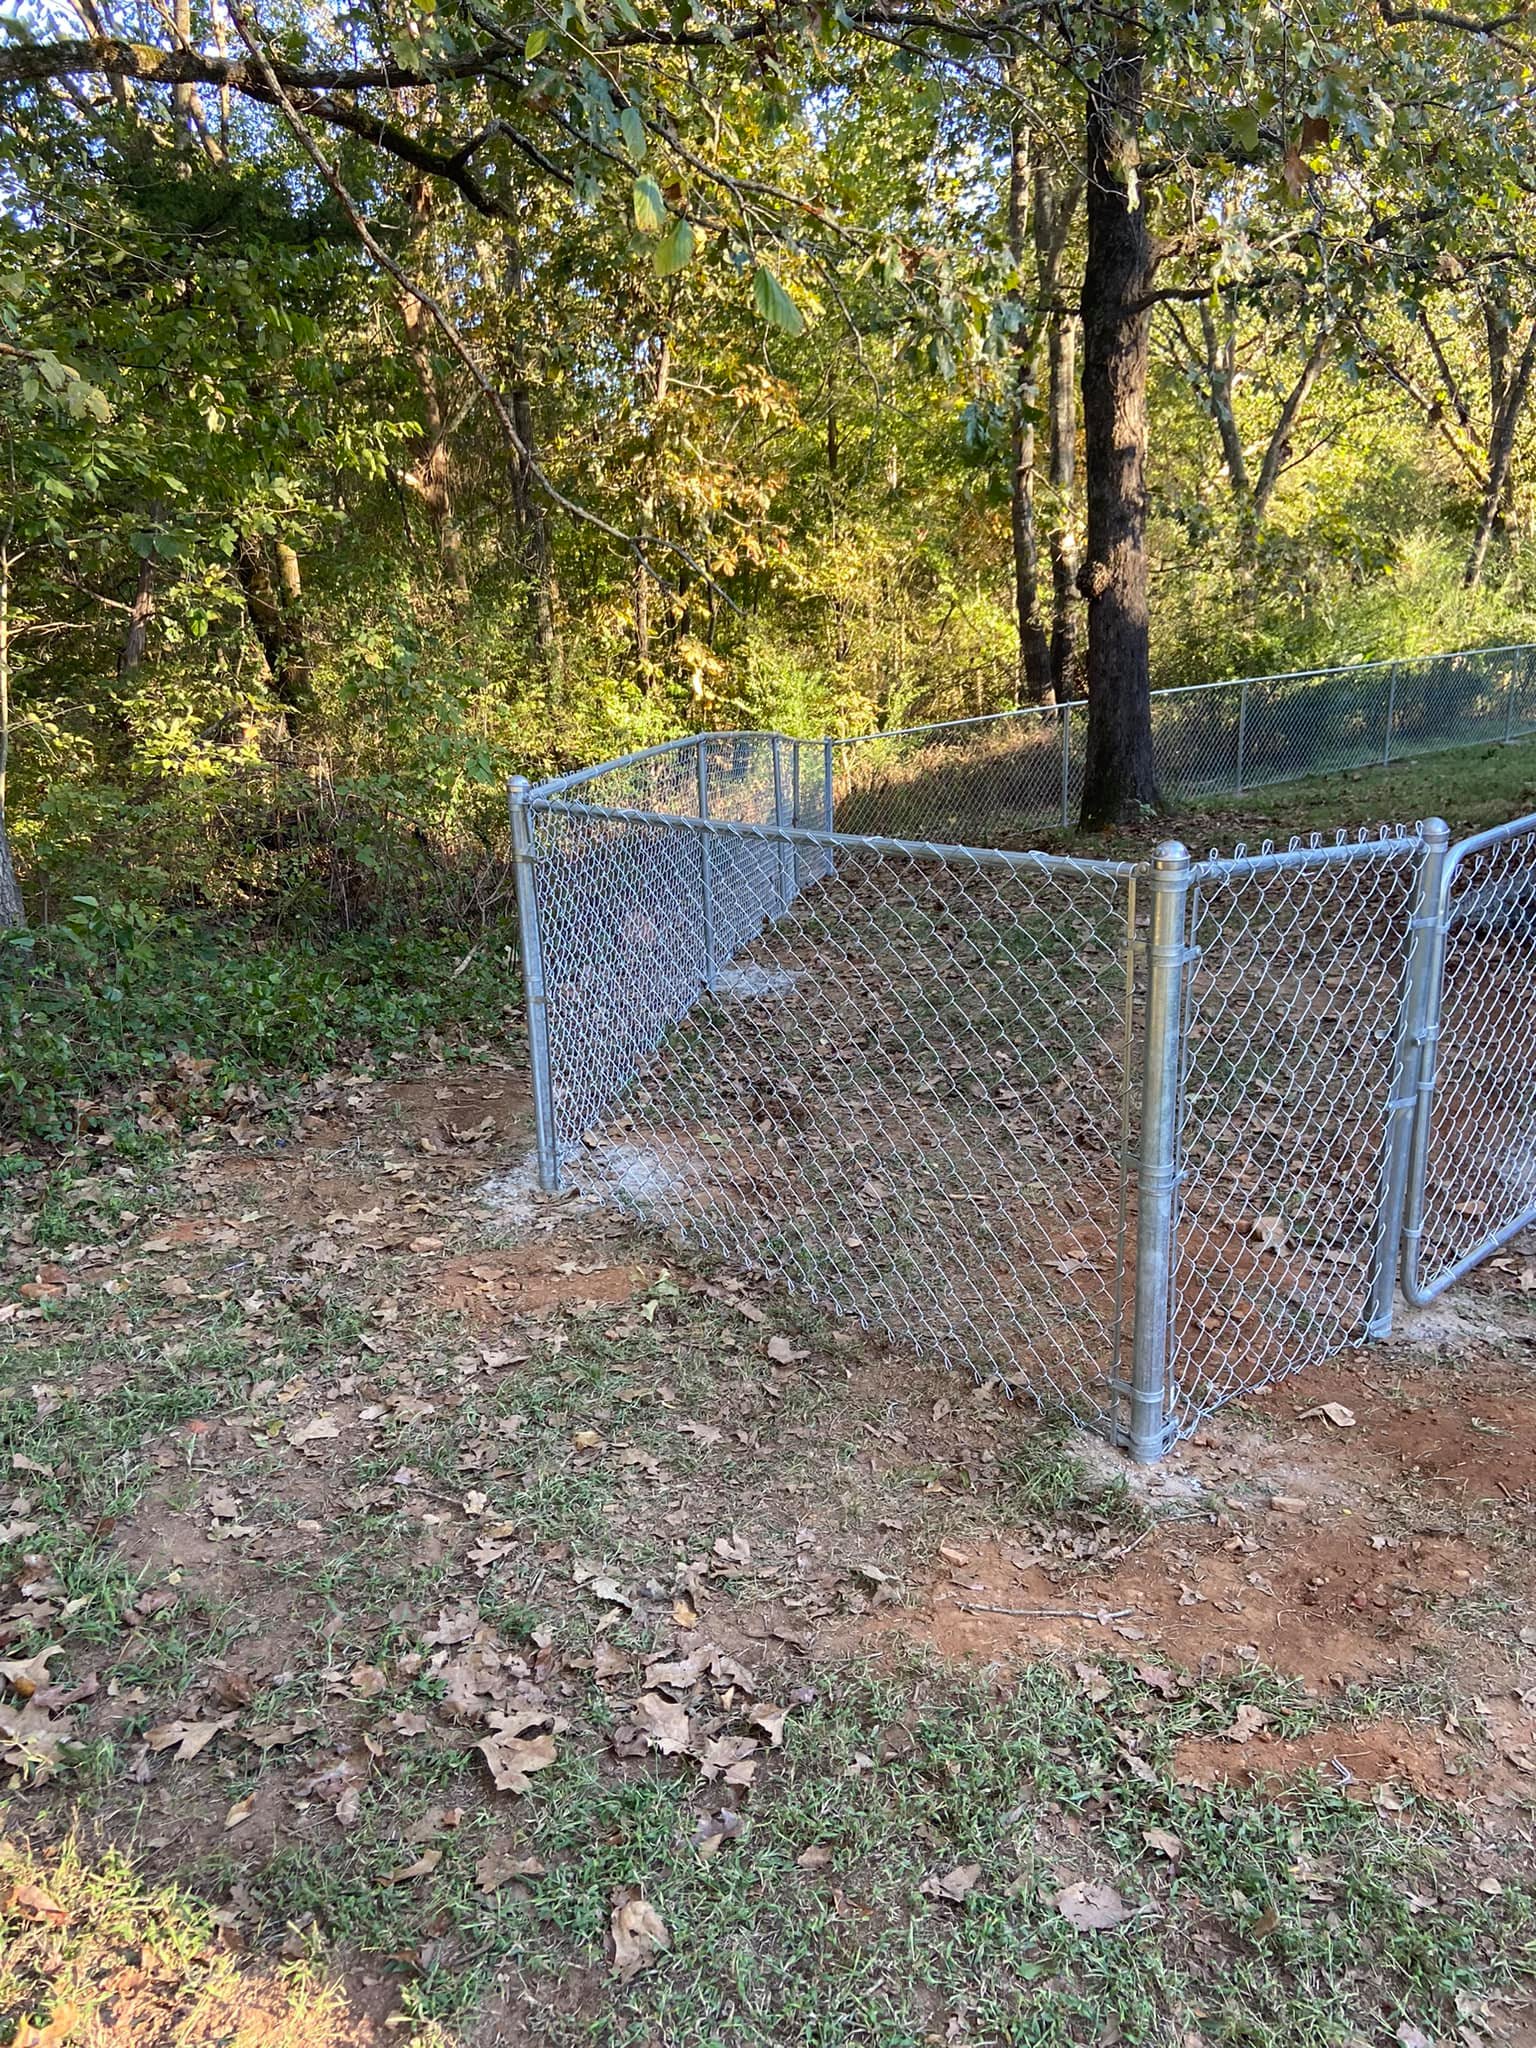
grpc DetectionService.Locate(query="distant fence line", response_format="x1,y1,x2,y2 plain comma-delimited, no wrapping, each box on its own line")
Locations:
831,642,1536,843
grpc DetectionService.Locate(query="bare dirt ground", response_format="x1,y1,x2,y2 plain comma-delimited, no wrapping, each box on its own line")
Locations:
4,1061,1536,2042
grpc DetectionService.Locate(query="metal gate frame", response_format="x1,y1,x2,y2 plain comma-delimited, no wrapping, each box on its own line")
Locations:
1400,809,1536,1304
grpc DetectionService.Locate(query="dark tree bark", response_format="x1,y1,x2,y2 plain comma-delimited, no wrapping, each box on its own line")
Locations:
395,177,470,605
1008,105,1051,704
118,553,156,677
0,549,22,930
235,535,311,721
1467,322,1536,587
1078,31,1158,826
1035,163,1083,703
1251,332,1329,523
1197,301,1249,501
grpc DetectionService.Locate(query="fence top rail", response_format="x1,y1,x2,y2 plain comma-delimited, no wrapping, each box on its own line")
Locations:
529,794,1147,881
1436,806,1536,889
529,729,793,802
1193,823,1429,881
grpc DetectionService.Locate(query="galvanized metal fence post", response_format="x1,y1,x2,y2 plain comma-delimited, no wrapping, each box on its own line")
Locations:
1368,818,1450,1335
1127,841,1193,1462
823,736,835,831
770,733,792,910
696,737,718,993
1235,678,1250,790
508,776,561,1194
1397,818,1455,1307
1383,665,1398,767
1505,656,1519,744
1059,703,1072,828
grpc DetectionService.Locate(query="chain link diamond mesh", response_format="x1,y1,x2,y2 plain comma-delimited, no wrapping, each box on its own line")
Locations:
1404,818,1536,1299
1166,835,1420,1435
530,804,1142,1438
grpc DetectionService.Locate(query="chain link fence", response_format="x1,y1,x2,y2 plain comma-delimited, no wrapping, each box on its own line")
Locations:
1403,814,1536,1303
511,645,1536,1458
831,642,1536,846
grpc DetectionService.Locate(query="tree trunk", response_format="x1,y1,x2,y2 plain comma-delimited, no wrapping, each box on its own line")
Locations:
272,540,312,710
634,330,669,685
236,535,310,723
510,376,559,664
1008,106,1051,704
1078,31,1158,827
634,551,651,677
395,177,470,605
118,553,156,677
0,549,24,930
1466,322,1536,587
1035,164,1082,703
1198,301,1250,502
1251,332,1329,524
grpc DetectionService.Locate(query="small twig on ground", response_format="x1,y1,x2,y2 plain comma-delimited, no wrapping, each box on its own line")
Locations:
953,1602,1136,1622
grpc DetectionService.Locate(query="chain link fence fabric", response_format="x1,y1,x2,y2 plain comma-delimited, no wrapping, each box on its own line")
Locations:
512,644,1536,1458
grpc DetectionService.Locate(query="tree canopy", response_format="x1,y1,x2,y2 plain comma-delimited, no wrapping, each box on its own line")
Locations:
4,0,1536,909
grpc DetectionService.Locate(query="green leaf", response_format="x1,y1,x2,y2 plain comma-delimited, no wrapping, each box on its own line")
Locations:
652,217,697,277
752,265,805,336
524,25,550,56
632,175,667,234
1229,107,1260,155
620,107,646,164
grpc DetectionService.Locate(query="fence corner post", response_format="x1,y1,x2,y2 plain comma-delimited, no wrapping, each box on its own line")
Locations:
823,736,835,833
1128,839,1192,1463
508,775,561,1194
1374,815,1451,1328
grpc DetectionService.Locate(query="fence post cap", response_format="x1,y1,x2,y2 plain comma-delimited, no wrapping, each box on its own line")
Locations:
1419,815,1451,846
1153,838,1191,870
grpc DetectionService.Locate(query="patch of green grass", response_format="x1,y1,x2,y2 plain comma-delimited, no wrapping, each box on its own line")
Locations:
197,1658,1533,2045
0,1832,391,2047
991,1411,1148,1531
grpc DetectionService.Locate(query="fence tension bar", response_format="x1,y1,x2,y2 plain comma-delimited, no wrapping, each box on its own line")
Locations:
1126,839,1192,1463
508,775,561,1194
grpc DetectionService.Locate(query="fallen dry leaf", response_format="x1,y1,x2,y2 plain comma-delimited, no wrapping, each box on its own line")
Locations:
476,1849,546,1893
921,1863,982,1904
143,1715,235,1762
632,1692,692,1756
1142,1827,1183,1861
224,1792,258,1831
1298,1402,1356,1429
747,1703,789,1748
4,1880,69,1927
796,1844,833,1871
610,1888,670,1981
385,1848,442,1885
286,1413,343,1447
1220,1703,1270,1744
1055,1880,1129,1931
477,1726,557,1794
0,1647,60,1700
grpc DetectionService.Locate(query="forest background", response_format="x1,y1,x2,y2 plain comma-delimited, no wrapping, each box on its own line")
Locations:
5,0,1536,1142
